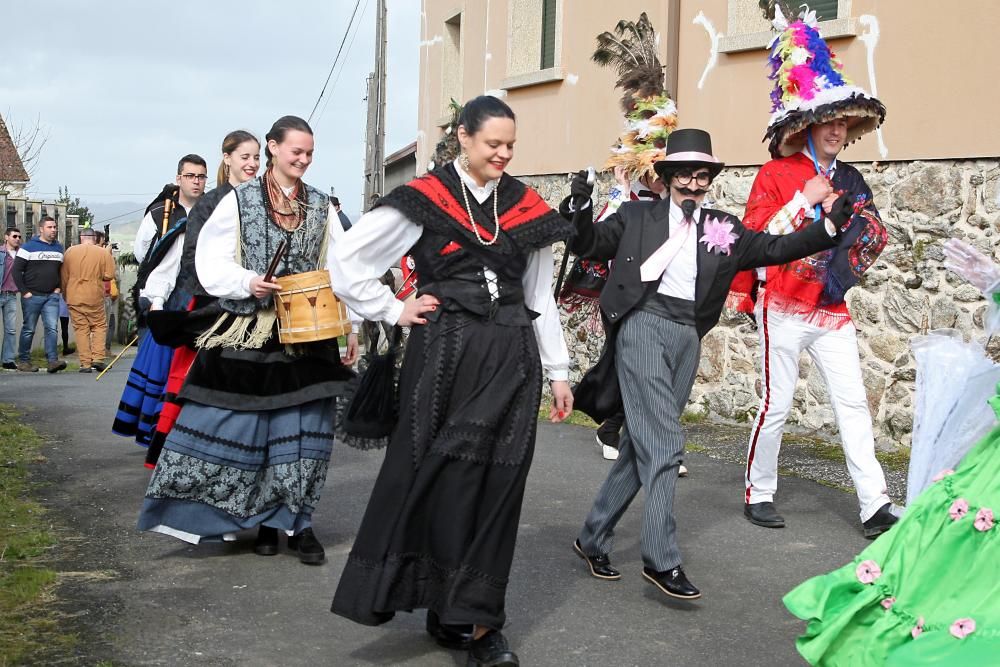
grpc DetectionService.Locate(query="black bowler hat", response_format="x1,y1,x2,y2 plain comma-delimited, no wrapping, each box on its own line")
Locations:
653,128,725,181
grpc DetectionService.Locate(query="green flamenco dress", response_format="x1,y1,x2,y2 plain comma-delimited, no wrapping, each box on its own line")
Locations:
784,391,1000,666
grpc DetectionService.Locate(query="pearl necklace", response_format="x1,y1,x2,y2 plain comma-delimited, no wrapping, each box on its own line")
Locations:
459,179,500,246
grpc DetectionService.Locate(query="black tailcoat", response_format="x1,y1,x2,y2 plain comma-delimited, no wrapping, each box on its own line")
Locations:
561,196,839,422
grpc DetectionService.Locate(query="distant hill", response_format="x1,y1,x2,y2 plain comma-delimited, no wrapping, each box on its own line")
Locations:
86,200,146,249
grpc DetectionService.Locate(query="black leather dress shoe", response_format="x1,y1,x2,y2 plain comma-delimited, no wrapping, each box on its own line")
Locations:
287,527,325,564
573,539,621,580
426,610,473,650
253,526,279,556
467,630,519,667
744,502,786,528
642,566,701,600
862,502,899,539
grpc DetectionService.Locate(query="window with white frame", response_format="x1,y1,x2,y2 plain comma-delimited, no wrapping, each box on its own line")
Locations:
719,0,856,53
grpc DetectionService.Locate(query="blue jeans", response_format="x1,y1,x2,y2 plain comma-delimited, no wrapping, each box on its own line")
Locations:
19,292,60,363
0,292,17,364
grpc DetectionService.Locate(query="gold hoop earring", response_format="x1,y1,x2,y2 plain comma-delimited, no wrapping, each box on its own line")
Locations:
459,152,471,171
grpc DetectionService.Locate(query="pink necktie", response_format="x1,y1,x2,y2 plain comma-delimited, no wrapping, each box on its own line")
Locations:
640,217,694,282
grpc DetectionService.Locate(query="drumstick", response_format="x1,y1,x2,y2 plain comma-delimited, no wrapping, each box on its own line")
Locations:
263,240,289,283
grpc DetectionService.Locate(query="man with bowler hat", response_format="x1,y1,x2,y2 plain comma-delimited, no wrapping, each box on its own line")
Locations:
562,128,854,599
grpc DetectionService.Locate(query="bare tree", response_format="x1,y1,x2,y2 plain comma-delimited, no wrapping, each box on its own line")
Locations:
0,111,50,193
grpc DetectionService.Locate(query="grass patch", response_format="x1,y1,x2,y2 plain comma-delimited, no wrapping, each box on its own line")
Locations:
680,410,708,425
878,446,911,473
27,348,80,372
0,403,72,663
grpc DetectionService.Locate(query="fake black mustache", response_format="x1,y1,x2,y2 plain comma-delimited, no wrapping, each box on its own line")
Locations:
676,187,709,197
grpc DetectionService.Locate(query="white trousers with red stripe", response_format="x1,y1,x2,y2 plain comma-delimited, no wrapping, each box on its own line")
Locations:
744,293,891,522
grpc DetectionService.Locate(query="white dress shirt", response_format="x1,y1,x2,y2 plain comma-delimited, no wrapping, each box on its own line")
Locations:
328,160,570,382
134,202,191,261
655,200,699,301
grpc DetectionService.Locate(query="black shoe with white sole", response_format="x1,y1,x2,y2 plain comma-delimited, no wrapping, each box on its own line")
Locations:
642,566,701,600
573,539,621,580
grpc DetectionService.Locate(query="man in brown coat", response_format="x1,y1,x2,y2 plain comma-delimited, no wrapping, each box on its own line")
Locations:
61,228,117,372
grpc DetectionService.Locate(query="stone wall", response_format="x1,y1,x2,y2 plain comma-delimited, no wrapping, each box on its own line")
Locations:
522,157,1000,450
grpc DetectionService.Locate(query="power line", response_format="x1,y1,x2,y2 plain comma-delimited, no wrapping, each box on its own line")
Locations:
93,206,147,226
315,0,371,125
308,0,365,123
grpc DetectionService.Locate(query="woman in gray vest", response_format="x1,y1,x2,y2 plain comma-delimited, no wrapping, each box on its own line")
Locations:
137,116,359,565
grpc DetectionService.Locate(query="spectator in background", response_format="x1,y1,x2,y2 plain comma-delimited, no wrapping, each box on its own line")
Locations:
13,216,65,373
1,227,23,370
61,227,117,373
58,293,73,355
331,195,352,231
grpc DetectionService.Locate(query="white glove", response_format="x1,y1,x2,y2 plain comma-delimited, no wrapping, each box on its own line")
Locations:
943,238,1000,293
944,238,1000,334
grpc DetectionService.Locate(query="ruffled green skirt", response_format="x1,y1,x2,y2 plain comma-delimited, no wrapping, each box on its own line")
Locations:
784,395,1000,666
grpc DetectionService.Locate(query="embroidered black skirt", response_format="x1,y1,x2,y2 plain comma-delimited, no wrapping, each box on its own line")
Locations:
331,310,543,630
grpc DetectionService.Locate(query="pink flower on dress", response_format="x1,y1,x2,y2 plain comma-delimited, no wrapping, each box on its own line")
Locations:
881,597,896,610
932,469,955,482
949,498,970,521
974,507,995,532
950,618,976,639
699,217,739,255
856,560,882,584
911,617,925,639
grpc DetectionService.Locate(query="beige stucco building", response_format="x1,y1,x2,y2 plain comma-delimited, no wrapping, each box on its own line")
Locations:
415,0,1000,448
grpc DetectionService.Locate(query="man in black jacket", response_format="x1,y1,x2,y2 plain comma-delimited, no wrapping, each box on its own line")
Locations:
564,129,853,600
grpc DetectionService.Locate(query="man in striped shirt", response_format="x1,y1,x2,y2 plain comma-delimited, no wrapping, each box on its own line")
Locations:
13,216,66,373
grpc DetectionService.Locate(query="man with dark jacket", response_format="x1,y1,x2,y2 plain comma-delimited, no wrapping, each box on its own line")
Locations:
13,216,66,372
1,227,23,369
564,129,852,600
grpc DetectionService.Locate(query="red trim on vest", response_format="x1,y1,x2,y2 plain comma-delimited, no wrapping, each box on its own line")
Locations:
439,241,461,256
405,173,555,243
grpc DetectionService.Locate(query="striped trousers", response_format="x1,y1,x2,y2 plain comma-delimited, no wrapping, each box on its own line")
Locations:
578,310,700,572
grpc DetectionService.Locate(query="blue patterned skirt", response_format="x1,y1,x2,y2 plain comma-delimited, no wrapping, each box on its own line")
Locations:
137,337,354,544
112,332,174,446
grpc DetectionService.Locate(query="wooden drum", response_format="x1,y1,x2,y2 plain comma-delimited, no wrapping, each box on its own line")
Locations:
274,270,351,344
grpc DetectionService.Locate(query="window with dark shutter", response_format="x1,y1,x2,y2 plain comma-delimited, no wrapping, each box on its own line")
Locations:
812,0,839,21
540,0,557,69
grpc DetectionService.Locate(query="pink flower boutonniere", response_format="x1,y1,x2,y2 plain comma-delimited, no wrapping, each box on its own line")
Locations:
700,217,739,255
855,559,882,584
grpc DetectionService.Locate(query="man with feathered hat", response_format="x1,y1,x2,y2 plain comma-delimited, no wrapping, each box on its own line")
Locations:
559,12,680,463
562,124,854,600
728,5,899,538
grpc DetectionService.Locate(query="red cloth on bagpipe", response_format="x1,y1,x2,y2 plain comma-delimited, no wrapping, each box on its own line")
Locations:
727,153,887,329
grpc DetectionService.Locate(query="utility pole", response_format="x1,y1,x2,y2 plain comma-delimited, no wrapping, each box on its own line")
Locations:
362,0,388,211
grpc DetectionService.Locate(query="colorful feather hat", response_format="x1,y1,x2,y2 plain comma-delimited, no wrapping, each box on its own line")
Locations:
593,13,678,180
764,5,885,158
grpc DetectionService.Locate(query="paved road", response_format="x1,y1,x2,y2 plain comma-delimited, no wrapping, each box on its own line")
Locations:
2,361,871,666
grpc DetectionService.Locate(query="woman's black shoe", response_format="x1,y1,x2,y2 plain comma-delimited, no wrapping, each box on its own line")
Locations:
287,527,325,565
426,610,474,650
253,526,279,556
467,630,518,667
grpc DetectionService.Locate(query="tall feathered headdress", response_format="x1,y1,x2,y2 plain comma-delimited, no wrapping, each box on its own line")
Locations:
593,13,677,181
763,4,885,158
428,99,463,171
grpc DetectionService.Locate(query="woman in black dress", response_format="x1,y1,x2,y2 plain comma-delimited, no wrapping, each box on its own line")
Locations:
329,96,574,666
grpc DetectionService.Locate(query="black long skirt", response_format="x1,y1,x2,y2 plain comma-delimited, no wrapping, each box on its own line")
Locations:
332,310,542,630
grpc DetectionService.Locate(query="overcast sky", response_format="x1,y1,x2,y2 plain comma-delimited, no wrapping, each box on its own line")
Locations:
0,0,420,221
